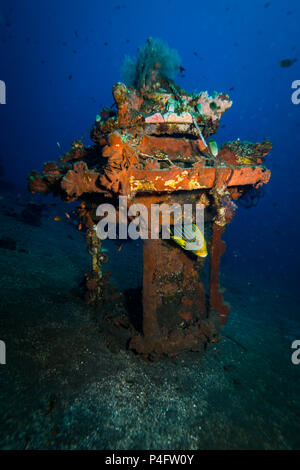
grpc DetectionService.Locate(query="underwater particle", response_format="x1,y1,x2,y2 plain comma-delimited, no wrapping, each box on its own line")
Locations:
104,42,108,46
280,58,297,67
68,74,72,80
229,87,235,91
264,1,271,7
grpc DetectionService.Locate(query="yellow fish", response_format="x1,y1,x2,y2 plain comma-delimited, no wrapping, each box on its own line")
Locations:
168,223,208,258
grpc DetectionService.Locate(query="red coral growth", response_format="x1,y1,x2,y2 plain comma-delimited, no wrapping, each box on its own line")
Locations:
28,162,63,194
61,161,102,200
99,167,130,194
113,83,143,128
43,161,60,175
28,171,49,194
59,140,87,163
139,135,200,159
77,201,95,228
42,161,62,185
101,132,140,193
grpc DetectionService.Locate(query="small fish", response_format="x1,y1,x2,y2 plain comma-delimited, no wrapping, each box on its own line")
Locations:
280,58,297,68
78,223,82,231
197,139,207,152
208,139,219,157
65,212,70,219
118,244,123,252
54,216,61,221
57,141,61,149
168,224,208,258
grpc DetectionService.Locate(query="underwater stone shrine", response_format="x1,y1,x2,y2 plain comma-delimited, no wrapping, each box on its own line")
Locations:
28,39,271,360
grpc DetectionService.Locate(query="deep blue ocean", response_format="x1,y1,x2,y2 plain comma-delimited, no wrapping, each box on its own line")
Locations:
0,0,299,451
